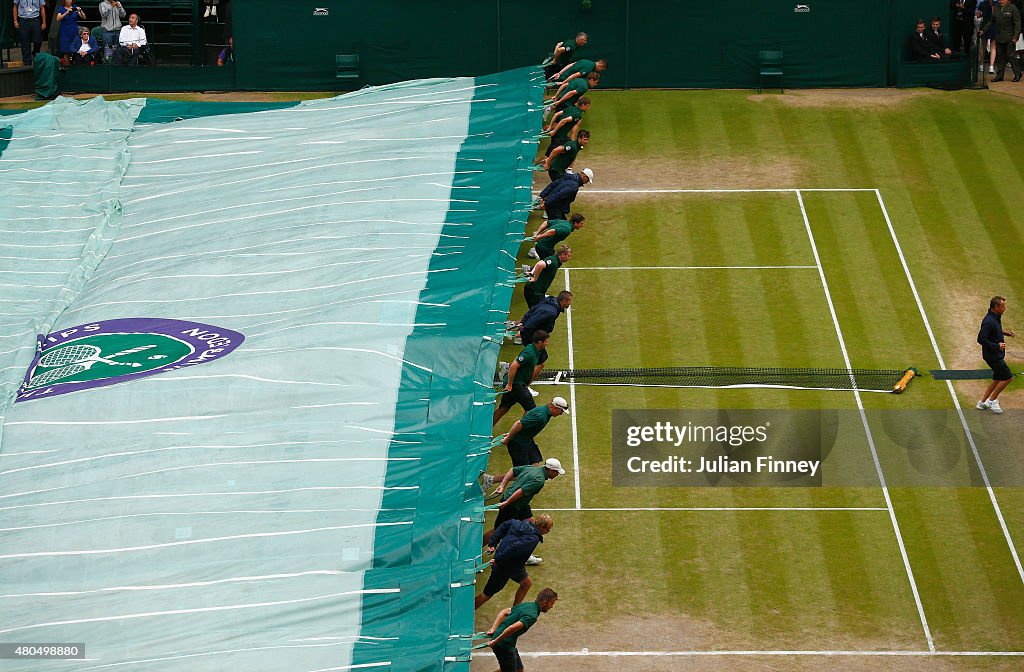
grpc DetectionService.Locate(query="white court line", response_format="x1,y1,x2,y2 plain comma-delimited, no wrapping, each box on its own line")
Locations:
564,267,582,510
503,650,1024,658
579,188,879,194
569,265,817,271
874,188,1024,586
536,507,888,512
797,190,935,653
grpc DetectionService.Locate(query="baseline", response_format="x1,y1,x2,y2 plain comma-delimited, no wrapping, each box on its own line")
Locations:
563,267,582,510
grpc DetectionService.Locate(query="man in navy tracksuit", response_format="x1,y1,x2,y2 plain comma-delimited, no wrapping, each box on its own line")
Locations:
538,168,592,221
518,291,572,345
977,295,1016,414
475,514,553,609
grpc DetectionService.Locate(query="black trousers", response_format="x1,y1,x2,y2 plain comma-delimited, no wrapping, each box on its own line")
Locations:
17,16,43,65
951,18,974,53
994,40,1021,77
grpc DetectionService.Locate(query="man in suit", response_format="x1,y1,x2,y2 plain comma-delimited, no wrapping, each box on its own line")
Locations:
926,16,958,58
981,0,1022,81
911,19,942,61
951,1,976,53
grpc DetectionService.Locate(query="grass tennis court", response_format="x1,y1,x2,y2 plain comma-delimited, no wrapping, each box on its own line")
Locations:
480,88,1024,671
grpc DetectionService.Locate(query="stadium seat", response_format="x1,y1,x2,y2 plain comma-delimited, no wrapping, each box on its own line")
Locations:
336,53,360,85
758,50,783,94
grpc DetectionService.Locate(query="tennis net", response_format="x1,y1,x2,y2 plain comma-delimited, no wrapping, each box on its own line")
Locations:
535,366,911,393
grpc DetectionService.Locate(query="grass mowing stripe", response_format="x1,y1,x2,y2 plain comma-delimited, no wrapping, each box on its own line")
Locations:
797,189,935,652
876,189,1024,589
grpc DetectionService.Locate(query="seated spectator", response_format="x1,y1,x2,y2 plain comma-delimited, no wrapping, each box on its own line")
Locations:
70,25,99,64
217,36,233,65
116,12,147,65
98,0,126,59
910,19,942,61
925,16,957,59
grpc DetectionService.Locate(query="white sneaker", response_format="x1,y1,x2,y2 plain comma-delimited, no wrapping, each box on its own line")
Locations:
526,555,543,565
977,400,989,410
522,264,533,277
990,65,996,74
203,5,211,17
481,473,495,488
528,386,539,397
988,399,1003,414
527,247,539,259
211,5,217,16
513,335,522,345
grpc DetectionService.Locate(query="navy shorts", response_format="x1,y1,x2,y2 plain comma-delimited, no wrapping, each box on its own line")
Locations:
499,384,537,411
493,646,523,672
508,439,542,467
493,503,532,530
482,560,528,597
988,358,1014,381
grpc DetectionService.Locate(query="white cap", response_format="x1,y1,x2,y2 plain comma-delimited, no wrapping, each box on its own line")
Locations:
544,457,566,474
551,396,570,414
581,168,594,184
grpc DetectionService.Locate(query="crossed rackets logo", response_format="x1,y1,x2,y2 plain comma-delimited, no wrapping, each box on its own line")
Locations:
25,340,174,390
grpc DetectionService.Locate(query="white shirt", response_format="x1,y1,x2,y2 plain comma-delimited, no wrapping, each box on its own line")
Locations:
118,25,147,47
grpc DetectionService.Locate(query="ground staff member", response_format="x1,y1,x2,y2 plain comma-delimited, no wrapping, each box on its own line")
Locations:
977,295,1016,414
530,214,584,261
502,396,570,466
494,330,550,425
517,291,572,346
524,245,571,308
538,169,592,221
475,515,553,609
981,0,1022,81
545,32,587,79
483,459,565,546
485,588,559,672
543,130,589,182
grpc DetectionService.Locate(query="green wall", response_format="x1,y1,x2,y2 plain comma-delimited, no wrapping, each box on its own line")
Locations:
49,0,962,92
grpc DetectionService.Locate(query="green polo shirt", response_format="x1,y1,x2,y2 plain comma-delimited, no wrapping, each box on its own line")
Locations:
548,139,582,176
500,465,547,511
563,59,596,80
531,254,563,295
562,77,589,103
555,36,580,66
536,219,573,255
505,344,540,387
551,105,585,145
509,404,554,449
491,601,542,652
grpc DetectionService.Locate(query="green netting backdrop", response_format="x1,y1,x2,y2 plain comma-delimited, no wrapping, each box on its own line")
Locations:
0,67,542,671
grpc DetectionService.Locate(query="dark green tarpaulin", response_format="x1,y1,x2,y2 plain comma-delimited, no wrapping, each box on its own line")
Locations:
33,52,60,99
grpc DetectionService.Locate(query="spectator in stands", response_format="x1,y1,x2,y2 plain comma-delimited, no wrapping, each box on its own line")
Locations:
98,0,125,58
117,12,147,65
70,25,99,64
926,16,957,59
55,0,85,57
485,588,560,672
549,71,599,114
12,0,46,66
524,245,572,309
952,0,975,53
543,130,590,182
911,19,943,61
982,0,1022,81
551,57,608,85
476,515,554,609
544,32,587,80
217,37,233,65
537,167,592,221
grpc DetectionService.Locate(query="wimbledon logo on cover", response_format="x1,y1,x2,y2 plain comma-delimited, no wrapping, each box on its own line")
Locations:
17,318,244,402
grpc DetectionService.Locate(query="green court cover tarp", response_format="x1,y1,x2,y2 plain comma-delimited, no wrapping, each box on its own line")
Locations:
0,68,542,671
